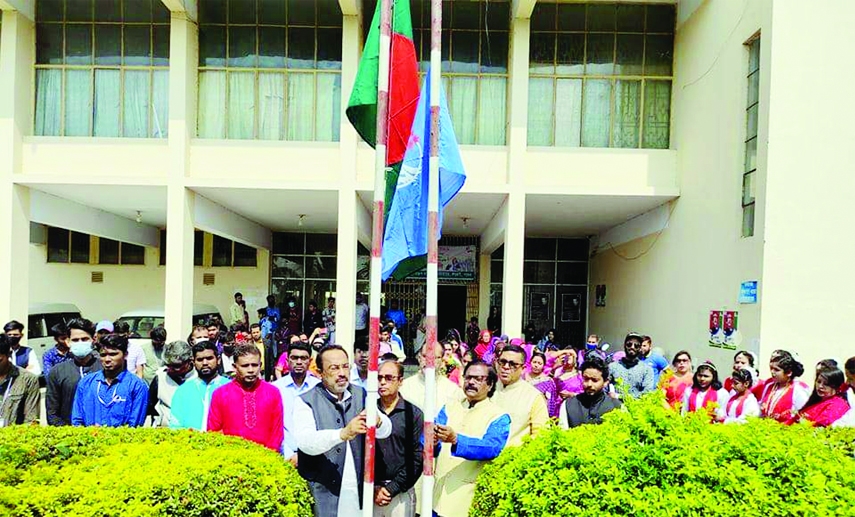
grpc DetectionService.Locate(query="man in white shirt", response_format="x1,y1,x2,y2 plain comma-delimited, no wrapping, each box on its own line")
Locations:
230,292,246,327
273,341,320,466
355,293,369,338
113,320,146,378
293,345,392,517
350,337,369,389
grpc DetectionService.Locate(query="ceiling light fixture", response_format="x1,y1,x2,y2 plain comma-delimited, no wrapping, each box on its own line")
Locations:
461,217,470,229
135,211,142,224
298,214,305,227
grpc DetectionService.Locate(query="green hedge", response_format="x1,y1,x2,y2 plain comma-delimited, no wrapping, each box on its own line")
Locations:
472,393,855,517
0,427,313,517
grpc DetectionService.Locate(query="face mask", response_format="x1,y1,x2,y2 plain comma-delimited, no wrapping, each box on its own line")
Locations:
70,342,93,358
392,328,398,335
586,343,597,350
6,336,21,347
223,345,235,355
288,302,296,308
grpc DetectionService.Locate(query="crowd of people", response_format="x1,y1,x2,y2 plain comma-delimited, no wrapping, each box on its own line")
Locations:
0,298,852,517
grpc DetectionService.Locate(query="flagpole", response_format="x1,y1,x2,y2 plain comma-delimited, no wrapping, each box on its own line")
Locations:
420,0,442,515
364,0,393,515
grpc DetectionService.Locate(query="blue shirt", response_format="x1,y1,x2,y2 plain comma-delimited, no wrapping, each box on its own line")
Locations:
42,347,72,379
434,405,511,460
169,375,231,430
273,373,321,457
386,309,407,329
643,354,669,385
71,370,149,427
259,316,275,339
266,307,281,333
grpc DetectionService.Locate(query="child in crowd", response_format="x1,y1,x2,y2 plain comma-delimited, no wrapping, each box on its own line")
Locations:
723,367,761,424
798,366,851,427
759,351,810,425
681,361,728,422
724,350,756,392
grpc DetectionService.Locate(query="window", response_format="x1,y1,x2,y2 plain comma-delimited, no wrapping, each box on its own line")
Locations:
34,0,170,137
742,36,760,238
527,3,674,149
272,232,337,315
47,227,90,263
161,229,206,265
212,234,257,267
194,230,204,266
98,237,146,265
197,0,342,141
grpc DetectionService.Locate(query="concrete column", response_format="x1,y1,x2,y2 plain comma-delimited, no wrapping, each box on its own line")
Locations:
0,184,30,324
478,254,491,329
501,193,526,338
499,16,530,338
336,192,358,354
335,14,362,355
506,16,530,185
168,13,197,174
0,11,34,324
163,13,198,340
164,187,195,340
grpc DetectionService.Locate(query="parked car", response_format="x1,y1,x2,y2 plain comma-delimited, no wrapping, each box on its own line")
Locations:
27,302,82,363
116,304,223,337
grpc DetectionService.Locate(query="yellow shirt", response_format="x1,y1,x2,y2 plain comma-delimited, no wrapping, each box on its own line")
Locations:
491,378,549,447
400,371,464,417
433,398,509,517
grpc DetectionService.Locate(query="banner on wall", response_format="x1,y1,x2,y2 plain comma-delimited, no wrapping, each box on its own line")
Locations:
407,245,477,281
709,310,739,350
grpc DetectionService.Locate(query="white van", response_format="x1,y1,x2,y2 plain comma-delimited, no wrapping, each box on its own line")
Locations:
27,302,82,363
115,303,223,337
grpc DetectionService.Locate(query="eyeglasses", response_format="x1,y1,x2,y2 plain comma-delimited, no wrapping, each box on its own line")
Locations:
464,375,489,383
289,355,311,362
378,374,402,383
625,342,641,349
497,359,522,369
325,363,349,373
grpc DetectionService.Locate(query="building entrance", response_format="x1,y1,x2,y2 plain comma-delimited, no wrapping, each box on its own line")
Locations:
438,285,468,339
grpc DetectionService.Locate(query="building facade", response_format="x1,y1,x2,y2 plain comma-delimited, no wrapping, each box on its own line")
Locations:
1,0,853,372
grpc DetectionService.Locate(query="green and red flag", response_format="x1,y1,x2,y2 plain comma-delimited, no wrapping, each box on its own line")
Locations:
346,0,425,280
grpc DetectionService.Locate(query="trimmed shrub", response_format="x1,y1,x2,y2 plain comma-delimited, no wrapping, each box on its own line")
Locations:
472,392,855,516
0,427,313,516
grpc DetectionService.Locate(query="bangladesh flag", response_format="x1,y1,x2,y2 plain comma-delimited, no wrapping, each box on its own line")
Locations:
346,0,425,280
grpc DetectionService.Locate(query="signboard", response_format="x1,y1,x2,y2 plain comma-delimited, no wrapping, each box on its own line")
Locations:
407,245,477,281
594,285,606,307
561,293,582,322
739,281,758,304
709,309,739,350
529,292,551,321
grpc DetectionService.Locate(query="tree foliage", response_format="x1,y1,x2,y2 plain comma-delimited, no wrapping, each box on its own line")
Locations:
0,426,313,517
472,392,855,516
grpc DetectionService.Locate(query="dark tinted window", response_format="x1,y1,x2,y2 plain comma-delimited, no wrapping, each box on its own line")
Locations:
99,238,120,264
47,227,70,263
121,243,145,265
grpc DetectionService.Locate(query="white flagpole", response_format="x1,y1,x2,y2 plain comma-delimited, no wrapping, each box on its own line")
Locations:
420,0,442,515
364,0,393,515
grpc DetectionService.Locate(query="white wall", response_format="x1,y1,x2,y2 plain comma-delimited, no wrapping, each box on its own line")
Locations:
589,0,772,369
28,243,270,332
757,0,855,374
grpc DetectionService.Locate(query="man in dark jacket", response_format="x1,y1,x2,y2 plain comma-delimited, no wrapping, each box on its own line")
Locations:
559,358,621,428
46,318,101,426
374,359,423,515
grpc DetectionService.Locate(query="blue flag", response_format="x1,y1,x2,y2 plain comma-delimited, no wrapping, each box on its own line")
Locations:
382,68,466,281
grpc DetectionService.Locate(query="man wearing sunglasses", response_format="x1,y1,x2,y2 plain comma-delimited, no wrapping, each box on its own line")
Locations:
433,360,510,517
373,359,423,516
491,344,549,447
608,333,655,399
147,340,197,427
